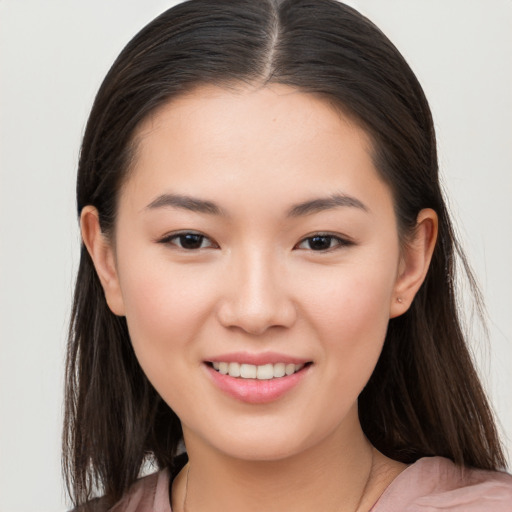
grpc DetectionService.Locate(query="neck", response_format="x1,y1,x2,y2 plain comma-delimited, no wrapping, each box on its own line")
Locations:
173,417,401,512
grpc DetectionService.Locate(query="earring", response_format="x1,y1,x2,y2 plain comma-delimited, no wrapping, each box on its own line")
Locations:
396,297,403,304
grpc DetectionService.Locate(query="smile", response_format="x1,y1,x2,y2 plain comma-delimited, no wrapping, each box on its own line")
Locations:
205,353,312,403
211,362,305,380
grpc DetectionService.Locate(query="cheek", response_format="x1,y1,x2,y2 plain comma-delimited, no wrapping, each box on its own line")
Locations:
301,260,396,388
115,253,216,381
302,256,396,331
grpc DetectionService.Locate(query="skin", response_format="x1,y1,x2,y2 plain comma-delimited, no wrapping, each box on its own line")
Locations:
82,84,438,512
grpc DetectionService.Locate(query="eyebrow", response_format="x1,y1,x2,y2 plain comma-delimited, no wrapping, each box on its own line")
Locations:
145,192,368,217
287,193,368,217
145,193,225,215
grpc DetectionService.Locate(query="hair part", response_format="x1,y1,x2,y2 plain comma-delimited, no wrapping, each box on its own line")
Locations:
64,0,506,509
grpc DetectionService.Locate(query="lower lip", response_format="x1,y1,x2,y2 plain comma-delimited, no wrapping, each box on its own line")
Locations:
205,364,310,404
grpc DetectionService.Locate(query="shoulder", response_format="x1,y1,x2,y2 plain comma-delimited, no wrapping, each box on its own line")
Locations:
108,468,172,512
69,455,188,512
373,456,512,511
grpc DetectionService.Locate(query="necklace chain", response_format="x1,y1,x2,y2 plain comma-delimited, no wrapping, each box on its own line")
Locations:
182,448,374,512
182,464,191,512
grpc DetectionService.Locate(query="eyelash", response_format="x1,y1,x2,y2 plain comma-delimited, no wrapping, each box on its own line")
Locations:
158,231,218,250
157,231,353,252
294,233,354,252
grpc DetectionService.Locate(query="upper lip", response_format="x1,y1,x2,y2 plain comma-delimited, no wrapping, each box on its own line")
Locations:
205,351,311,366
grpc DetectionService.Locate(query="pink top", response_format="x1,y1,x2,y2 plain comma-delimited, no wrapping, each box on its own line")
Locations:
109,456,512,511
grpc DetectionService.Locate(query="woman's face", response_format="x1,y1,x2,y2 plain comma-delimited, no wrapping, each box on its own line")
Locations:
96,84,413,461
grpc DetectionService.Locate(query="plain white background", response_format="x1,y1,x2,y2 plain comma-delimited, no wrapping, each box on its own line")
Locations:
0,1,510,511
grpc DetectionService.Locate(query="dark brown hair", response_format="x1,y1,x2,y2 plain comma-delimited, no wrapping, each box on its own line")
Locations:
63,0,506,509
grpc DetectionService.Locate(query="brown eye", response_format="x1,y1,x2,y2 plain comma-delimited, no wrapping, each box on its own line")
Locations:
296,233,352,252
177,233,206,249
307,235,335,251
160,231,217,250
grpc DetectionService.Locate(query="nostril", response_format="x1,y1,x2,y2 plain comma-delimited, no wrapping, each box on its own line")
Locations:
215,287,298,334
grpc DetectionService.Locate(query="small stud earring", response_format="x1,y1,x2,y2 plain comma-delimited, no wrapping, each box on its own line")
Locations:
396,297,403,304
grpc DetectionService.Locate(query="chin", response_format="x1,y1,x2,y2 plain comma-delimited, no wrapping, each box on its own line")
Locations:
184,414,346,464
218,437,311,462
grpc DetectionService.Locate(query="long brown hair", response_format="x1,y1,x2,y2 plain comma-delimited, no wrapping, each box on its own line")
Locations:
63,0,506,509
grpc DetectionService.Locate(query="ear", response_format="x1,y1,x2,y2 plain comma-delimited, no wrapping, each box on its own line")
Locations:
390,208,438,318
80,206,125,316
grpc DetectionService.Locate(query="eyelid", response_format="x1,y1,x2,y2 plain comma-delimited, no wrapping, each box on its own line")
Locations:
155,230,353,252
294,232,354,251
157,230,219,249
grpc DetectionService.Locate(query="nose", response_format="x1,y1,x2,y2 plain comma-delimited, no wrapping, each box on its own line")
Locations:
216,251,297,335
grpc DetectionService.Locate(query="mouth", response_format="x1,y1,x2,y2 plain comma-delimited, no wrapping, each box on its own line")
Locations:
208,361,309,380
205,358,312,404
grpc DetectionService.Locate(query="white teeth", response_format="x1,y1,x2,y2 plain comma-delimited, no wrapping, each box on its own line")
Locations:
273,362,286,378
240,364,257,378
212,361,306,379
228,362,241,377
256,364,274,380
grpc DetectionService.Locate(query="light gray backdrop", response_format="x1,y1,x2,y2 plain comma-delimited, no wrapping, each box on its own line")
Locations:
0,1,510,511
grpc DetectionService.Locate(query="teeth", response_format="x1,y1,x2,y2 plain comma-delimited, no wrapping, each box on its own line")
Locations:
273,362,286,378
240,363,257,378
257,364,274,380
228,362,241,377
212,362,305,379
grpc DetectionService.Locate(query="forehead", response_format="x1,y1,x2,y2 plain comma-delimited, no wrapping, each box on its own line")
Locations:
133,83,371,160
137,83,362,134
122,84,391,215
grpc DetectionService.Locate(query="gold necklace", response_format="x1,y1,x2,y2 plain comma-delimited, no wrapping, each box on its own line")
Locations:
182,448,374,512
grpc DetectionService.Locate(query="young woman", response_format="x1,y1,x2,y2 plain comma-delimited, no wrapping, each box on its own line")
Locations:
63,1,512,510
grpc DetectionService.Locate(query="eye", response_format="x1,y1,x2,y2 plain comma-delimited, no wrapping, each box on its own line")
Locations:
295,233,352,252
159,231,217,250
